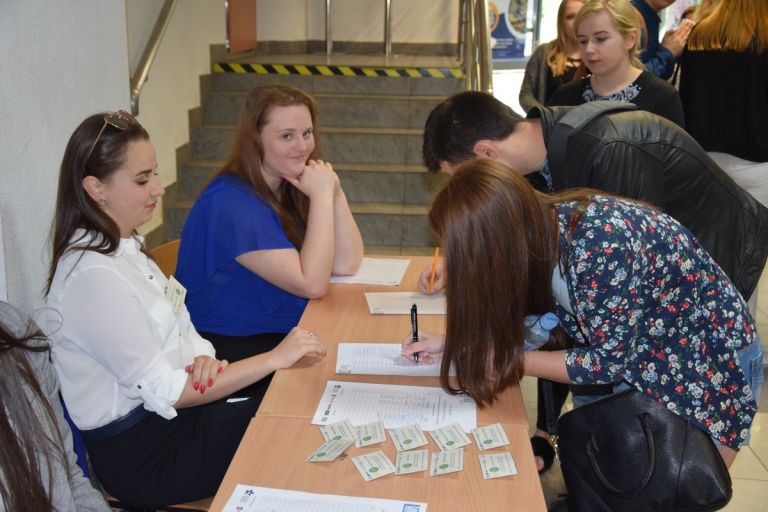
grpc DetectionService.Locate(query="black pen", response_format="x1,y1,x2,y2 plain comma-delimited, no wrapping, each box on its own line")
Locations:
411,303,419,364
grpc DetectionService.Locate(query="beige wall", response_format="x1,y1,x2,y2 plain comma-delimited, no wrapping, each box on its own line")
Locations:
0,0,130,313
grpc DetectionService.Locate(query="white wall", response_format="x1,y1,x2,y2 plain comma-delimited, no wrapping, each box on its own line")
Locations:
0,0,130,314
263,0,458,43
125,0,226,235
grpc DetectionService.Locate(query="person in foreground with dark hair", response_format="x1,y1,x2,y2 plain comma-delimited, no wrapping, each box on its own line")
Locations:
418,90,768,474
404,158,761,469
0,301,109,511
45,110,326,507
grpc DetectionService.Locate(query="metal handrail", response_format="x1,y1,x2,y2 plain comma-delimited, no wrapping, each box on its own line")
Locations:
325,0,393,56
460,0,493,93
130,0,177,115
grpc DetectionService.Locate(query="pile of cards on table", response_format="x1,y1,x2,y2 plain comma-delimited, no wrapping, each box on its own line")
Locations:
306,419,518,481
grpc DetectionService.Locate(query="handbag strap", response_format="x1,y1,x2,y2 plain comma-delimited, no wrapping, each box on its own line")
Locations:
541,378,561,463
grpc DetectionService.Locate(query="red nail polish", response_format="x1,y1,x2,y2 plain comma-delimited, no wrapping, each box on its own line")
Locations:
200,385,206,394
208,378,213,387
218,366,223,374
193,382,199,390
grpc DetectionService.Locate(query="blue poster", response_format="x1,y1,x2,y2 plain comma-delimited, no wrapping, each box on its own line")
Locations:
489,0,528,60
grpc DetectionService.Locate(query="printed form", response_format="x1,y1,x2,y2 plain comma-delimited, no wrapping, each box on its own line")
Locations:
336,343,455,377
221,485,427,511
330,258,410,285
312,381,476,432
364,292,446,315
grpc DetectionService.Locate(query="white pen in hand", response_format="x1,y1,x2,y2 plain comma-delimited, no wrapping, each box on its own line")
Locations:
411,303,419,364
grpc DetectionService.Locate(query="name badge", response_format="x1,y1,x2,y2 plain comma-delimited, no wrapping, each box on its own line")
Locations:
165,276,187,316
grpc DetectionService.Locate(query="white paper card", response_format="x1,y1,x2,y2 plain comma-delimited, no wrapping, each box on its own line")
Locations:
430,448,464,476
479,452,518,479
336,343,455,377
305,438,354,462
165,276,187,316
221,485,428,512
395,449,429,474
429,423,472,451
389,424,429,452
312,381,477,433
355,420,387,448
364,292,446,315
330,258,410,285
351,450,397,481
471,423,511,451
319,418,357,442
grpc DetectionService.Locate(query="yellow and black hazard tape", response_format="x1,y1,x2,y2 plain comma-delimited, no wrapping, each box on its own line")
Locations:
214,62,464,79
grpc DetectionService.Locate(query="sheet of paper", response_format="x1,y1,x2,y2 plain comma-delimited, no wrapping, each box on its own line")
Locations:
312,380,477,432
429,423,472,451
330,258,410,285
319,419,357,442
355,420,387,448
336,343,455,377
364,292,446,315
479,452,518,479
221,484,428,512
351,450,397,481
430,448,464,476
395,449,429,474
471,423,511,451
389,424,429,452
305,438,354,462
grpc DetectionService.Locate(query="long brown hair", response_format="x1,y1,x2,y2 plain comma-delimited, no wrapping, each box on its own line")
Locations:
429,158,583,406
216,84,319,247
46,113,150,294
0,305,66,510
687,0,768,52
547,0,584,77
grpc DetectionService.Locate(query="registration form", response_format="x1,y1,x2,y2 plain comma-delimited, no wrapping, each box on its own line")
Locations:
221,485,428,511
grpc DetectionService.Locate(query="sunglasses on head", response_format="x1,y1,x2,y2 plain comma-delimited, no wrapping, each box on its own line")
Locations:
84,110,138,164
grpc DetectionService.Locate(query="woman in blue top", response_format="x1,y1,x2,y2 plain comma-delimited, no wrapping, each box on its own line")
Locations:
177,84,363,374
402,158,761,468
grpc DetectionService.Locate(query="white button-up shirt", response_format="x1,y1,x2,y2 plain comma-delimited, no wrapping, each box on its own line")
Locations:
46,232,216,430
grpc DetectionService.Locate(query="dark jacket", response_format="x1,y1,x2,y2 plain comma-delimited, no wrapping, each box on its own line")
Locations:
531,105,768,300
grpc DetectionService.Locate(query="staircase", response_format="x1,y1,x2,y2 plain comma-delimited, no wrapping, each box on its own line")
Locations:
161,52,465,254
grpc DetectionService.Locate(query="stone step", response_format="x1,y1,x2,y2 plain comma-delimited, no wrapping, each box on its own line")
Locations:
176,160,447,204
191,125,423,164
212,71,464,97
203,91,443,128
163,185,436,248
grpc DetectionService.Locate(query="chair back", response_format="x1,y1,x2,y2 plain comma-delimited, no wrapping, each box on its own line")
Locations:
150,239,180,278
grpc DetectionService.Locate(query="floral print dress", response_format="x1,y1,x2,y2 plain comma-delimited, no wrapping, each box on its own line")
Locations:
555,196,757,449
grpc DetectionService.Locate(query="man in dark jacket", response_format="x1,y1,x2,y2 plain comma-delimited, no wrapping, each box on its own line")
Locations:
422,91,768,476
422,91,768,302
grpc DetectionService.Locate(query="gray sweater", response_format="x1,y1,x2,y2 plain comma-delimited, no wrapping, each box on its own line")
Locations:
0,302,109,512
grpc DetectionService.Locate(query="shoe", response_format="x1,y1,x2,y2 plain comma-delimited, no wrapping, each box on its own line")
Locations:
531,435,555,474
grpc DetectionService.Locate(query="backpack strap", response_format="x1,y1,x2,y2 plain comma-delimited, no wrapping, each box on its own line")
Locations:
548,101,638,189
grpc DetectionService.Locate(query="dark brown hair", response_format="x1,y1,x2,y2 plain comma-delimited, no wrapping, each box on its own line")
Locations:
0,308,65,510
216,84,319,247
46,113,150,294
429,158,587,406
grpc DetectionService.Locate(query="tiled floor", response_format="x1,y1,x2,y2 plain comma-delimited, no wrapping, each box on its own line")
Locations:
526,267,768,510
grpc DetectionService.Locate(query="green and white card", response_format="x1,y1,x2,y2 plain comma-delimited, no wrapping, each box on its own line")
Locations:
430,448,464,476
395,449,429,475
355,420,387,448
389,424,428,452
471,423,510,450
305,438,354,462
429,423,471,451
319,418,357,442
351,450,396,481
479,452,517,479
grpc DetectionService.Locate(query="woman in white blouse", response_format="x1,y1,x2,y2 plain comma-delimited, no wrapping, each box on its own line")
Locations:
45,111,326,508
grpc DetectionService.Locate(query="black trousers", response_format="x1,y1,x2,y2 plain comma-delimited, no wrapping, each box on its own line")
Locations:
199,331,285,400
86,397,260,508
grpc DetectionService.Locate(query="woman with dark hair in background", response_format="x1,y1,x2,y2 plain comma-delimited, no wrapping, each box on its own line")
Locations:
519,0,585,113
175,84,362,379
46,111,325,507
403,158,761,470
0,301,109,511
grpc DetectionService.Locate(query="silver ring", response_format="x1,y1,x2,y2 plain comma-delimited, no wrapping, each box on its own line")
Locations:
308,331,315,337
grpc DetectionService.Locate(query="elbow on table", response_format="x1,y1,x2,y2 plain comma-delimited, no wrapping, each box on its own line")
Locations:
302,280,330,299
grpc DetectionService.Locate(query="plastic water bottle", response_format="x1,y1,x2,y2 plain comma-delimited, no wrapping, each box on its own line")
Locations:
523,313,560,351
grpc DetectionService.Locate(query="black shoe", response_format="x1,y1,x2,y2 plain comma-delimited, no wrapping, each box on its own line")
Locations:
531,436,555,474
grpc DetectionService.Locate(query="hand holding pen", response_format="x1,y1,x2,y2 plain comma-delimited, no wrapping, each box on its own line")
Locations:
411,303,419,364
417,247,444,294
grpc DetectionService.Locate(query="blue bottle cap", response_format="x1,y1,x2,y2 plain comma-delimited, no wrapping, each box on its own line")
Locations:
539,312,559,331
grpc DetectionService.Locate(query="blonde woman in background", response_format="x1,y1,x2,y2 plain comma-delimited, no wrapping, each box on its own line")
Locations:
549,0,684,127
519,0,585,113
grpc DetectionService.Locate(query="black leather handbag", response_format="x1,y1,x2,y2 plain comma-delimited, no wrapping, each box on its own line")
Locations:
547,385,732,512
